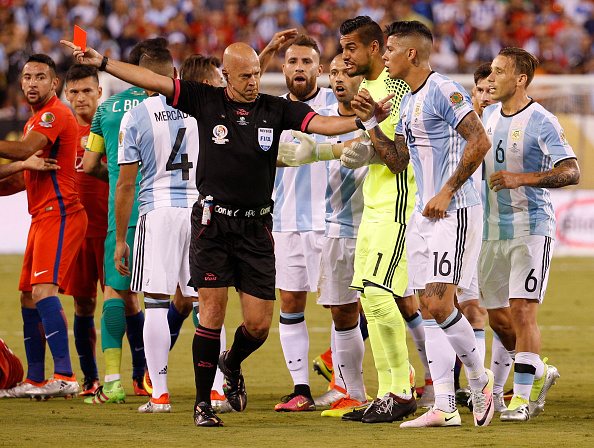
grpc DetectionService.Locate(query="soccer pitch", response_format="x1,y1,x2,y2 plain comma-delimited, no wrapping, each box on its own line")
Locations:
0,255,593,447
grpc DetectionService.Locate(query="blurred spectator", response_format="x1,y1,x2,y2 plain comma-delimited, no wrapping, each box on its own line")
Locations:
0,0,593,117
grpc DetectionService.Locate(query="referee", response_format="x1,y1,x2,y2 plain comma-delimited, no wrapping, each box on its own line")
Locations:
62,39,385,427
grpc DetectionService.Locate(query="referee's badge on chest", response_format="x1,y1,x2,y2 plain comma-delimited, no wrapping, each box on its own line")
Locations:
258,127,273,151
212,125,229,144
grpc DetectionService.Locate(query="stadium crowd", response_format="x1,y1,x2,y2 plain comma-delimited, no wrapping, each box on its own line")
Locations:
1,0,594,118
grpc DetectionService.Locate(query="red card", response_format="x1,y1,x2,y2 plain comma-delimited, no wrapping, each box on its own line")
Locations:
73,25,87,52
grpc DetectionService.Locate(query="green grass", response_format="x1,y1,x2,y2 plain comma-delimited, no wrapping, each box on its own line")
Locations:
1,255,593,447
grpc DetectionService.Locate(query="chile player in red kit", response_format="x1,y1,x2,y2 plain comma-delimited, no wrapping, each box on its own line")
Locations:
0,54,87,399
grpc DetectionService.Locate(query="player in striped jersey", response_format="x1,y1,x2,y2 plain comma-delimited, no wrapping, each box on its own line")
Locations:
82,39,169,404
352,20,495,427
115,46,197,413
273,35,338,412
479,48,580,422
314,55,369,416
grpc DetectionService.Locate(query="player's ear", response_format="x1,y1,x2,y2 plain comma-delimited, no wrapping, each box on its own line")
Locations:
97,86,103,99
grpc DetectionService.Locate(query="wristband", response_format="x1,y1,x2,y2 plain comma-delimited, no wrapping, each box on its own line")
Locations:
362,116,378,130
98,56,108,71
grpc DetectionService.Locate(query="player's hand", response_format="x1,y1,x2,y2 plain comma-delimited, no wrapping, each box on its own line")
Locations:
277,142,300,166
489,170,521,192
265,29,298,53
341,130,375,169
351,89,375,121
374,94,394,123
291,130,319,165
60,40,103,68
422,189,454,220
22,150,60,172
114,241,131,277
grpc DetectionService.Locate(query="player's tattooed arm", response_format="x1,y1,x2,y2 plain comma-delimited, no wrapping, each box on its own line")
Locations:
490,158,580,192
0,171,25,196
423,112,490,219
368,127,410,173
447,112,491,193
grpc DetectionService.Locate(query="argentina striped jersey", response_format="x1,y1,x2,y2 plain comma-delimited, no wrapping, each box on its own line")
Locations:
118,94,199,215
395,72,481,213
481,101,576,240
317,103,367,238
272,87,337,232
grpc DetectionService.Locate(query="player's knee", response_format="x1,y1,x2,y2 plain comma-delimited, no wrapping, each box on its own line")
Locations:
330,303,359,329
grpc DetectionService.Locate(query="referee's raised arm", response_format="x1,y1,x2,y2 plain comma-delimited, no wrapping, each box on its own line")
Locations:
61,40,175,99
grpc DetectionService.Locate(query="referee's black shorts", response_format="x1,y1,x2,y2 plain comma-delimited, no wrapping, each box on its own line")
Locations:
189,202,276,300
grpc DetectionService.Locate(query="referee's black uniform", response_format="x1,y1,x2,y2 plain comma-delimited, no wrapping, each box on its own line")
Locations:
168,79,316,301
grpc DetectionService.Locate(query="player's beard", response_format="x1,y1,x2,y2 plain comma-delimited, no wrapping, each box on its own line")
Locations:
286,75,317,101
25,90,50,106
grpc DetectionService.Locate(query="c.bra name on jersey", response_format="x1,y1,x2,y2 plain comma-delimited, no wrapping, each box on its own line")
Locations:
154,110,190,122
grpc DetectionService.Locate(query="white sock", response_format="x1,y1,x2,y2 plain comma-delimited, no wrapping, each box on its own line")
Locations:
425,321,456,412
279,319,310,386
474,329,486,366
406,311,430,381
438,310,486,390
144,306,171,399
334,321,365,402
212,323,226,394
490,332,513,395
330,323,346,391
513,352,540,400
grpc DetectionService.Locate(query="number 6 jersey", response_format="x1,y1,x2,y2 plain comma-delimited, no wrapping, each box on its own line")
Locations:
481,101,577,240
118,94,199,215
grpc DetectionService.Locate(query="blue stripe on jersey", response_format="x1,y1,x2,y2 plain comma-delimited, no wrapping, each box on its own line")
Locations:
295,163,313,230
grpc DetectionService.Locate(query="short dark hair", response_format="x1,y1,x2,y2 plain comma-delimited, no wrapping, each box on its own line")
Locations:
340,16,384,50
139,46,174,77
128,37,169,66
498,47,539,87
473,62,492,85
384,20,433,44
64,64,99,86
289,34,321,56
25,54,57,77
179,54,221,83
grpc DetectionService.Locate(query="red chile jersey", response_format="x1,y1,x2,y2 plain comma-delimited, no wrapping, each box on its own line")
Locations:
23,95,83,221
168,79,316,207
74,122,108,238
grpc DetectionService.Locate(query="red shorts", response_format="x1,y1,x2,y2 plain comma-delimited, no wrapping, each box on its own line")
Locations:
63,236,105,297
19,209,88,292
0,338,23,389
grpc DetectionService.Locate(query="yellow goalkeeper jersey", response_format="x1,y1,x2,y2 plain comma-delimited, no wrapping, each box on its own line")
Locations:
360,69,416,224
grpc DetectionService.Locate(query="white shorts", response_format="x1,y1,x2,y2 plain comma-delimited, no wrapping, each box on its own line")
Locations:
317,237,359,306
406,205,483,291
478,235,553,309
131,207,195,297
457,270,479,303
274,230,324,292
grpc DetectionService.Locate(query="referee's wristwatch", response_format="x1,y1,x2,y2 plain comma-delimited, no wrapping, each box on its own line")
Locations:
98,56,108,71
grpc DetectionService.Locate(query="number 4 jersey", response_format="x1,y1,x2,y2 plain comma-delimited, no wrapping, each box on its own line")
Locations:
118,94,199,215
482,101,576,240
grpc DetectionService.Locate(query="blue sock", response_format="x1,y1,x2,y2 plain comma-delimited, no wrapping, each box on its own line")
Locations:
126,311,145,378
21,307,46,383
74,315,98,379
36,296,72,377
359,311,369,341
168,301,189,350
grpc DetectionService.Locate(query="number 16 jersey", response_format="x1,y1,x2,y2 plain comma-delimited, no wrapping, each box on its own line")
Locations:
118,94,199,215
